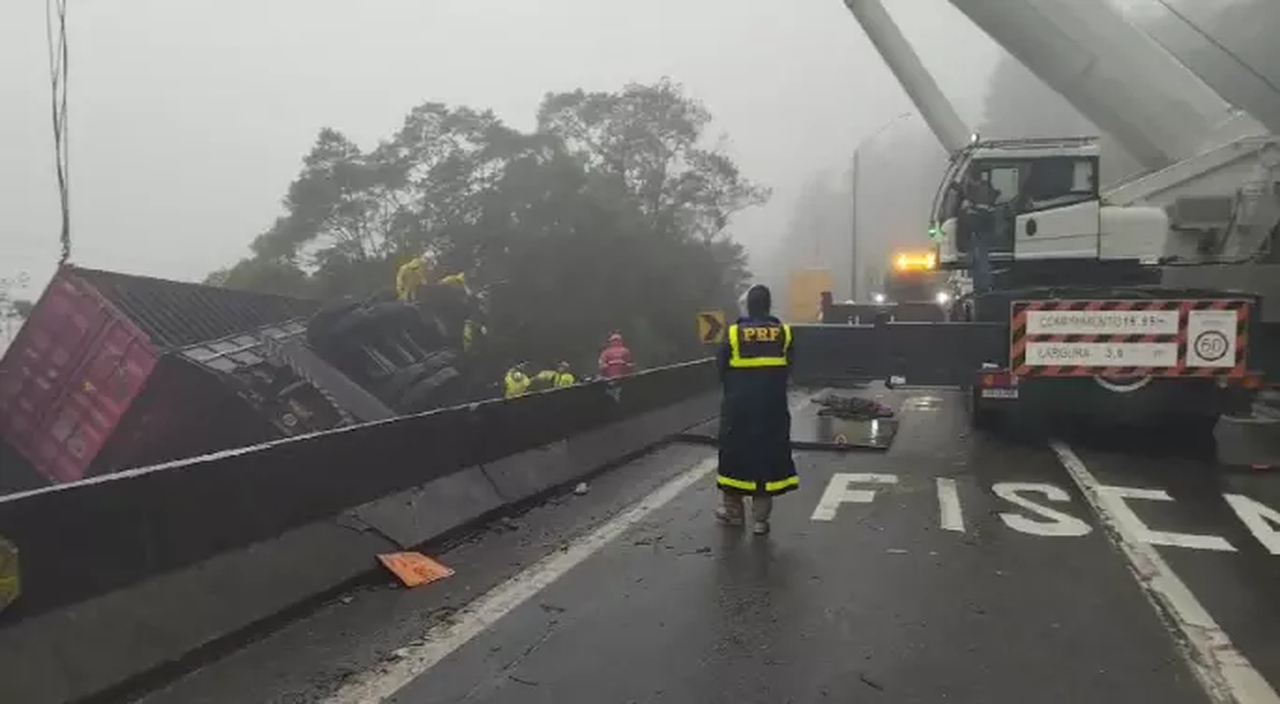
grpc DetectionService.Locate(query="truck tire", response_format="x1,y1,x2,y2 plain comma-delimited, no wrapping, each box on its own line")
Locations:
364,287,397,305
381,351,458,401
398,367,463,413
316,306,371,340
328,301,420,339
307,299,362,344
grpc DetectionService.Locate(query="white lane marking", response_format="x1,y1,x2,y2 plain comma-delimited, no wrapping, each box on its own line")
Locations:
936,477,965,533
1224,494,1280,555
809,473,898,522
991,482,1092,537
1050,440,1280,704
1096,486,1236,552
321,456,717,704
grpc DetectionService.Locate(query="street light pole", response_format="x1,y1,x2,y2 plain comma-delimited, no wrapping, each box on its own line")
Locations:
850,148,860,301
851,111,913,301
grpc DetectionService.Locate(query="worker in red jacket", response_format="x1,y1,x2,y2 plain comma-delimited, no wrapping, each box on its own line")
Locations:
598,332,635,379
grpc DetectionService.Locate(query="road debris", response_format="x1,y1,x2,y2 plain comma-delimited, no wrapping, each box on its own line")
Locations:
813,393,895,420
376,552,454,588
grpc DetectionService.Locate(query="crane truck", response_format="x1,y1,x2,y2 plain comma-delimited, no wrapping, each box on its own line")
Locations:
823,0,1276,430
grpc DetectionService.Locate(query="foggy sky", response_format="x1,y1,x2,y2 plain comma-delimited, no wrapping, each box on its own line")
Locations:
1,0,1002,308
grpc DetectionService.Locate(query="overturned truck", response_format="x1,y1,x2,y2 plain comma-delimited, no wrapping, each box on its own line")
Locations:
0,266,503,491
303,274,498,416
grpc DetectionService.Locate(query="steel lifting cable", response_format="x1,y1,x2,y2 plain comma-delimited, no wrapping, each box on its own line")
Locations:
46,0,71,266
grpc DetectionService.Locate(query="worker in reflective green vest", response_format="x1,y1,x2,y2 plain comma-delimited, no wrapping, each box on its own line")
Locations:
715,284,797,535
504,365,531,399
552,362,576,388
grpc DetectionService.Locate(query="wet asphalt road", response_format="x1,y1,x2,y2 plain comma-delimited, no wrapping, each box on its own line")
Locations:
140,387,1280,704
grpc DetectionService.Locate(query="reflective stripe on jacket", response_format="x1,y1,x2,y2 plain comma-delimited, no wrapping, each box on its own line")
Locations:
727,322,792,368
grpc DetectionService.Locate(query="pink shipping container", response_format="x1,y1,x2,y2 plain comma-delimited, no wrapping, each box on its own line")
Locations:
0,266,318,489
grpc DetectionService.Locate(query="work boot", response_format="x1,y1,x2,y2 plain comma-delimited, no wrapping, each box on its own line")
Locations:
751,495,773,535
715,492,745,527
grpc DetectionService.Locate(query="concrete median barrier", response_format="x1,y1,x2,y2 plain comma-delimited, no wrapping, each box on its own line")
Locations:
478,442,573,507
790,322,1006,387
1216,412,1280,468
481,392,722,505
0,519,396,704
0,406,480,624
0,359,718,704
347,465,506,549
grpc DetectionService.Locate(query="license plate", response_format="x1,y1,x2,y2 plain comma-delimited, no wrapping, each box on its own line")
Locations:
980,388,1018,399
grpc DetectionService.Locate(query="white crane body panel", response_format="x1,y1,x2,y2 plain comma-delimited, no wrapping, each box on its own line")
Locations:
840,0,970,154
947,0,1264,167
1124,1,1280,137
843,0,1277,295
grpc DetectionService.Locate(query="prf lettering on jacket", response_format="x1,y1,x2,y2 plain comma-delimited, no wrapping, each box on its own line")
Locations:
741,326,780,342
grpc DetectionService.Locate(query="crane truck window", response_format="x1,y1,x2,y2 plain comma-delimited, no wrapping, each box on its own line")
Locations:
985,166,1019,205
1022,157,1099,210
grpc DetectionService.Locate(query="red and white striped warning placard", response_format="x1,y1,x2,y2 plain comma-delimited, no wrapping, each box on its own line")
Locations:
1010,299,1250,377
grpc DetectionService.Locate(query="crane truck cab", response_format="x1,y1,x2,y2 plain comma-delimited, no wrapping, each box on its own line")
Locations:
931,138,1169,273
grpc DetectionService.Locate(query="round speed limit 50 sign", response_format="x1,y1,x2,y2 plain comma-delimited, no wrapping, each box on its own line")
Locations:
1193,330,1230,363
1186,309,1238,368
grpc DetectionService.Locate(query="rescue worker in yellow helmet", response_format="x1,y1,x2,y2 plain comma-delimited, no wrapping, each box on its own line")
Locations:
552,362,576,388
396,255,432,302
504,365,531,399
714,284,797,535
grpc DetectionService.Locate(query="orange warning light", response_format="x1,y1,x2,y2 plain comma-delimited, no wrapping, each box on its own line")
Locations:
893,250,936,272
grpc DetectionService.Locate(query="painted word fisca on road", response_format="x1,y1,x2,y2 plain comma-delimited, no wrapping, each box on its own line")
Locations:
810,472,1280,553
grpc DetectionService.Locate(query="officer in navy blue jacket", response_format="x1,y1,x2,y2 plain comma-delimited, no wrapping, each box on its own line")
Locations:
715,284,797,535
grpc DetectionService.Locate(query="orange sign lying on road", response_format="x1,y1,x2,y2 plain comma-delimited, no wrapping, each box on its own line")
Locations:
377,552,455,588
